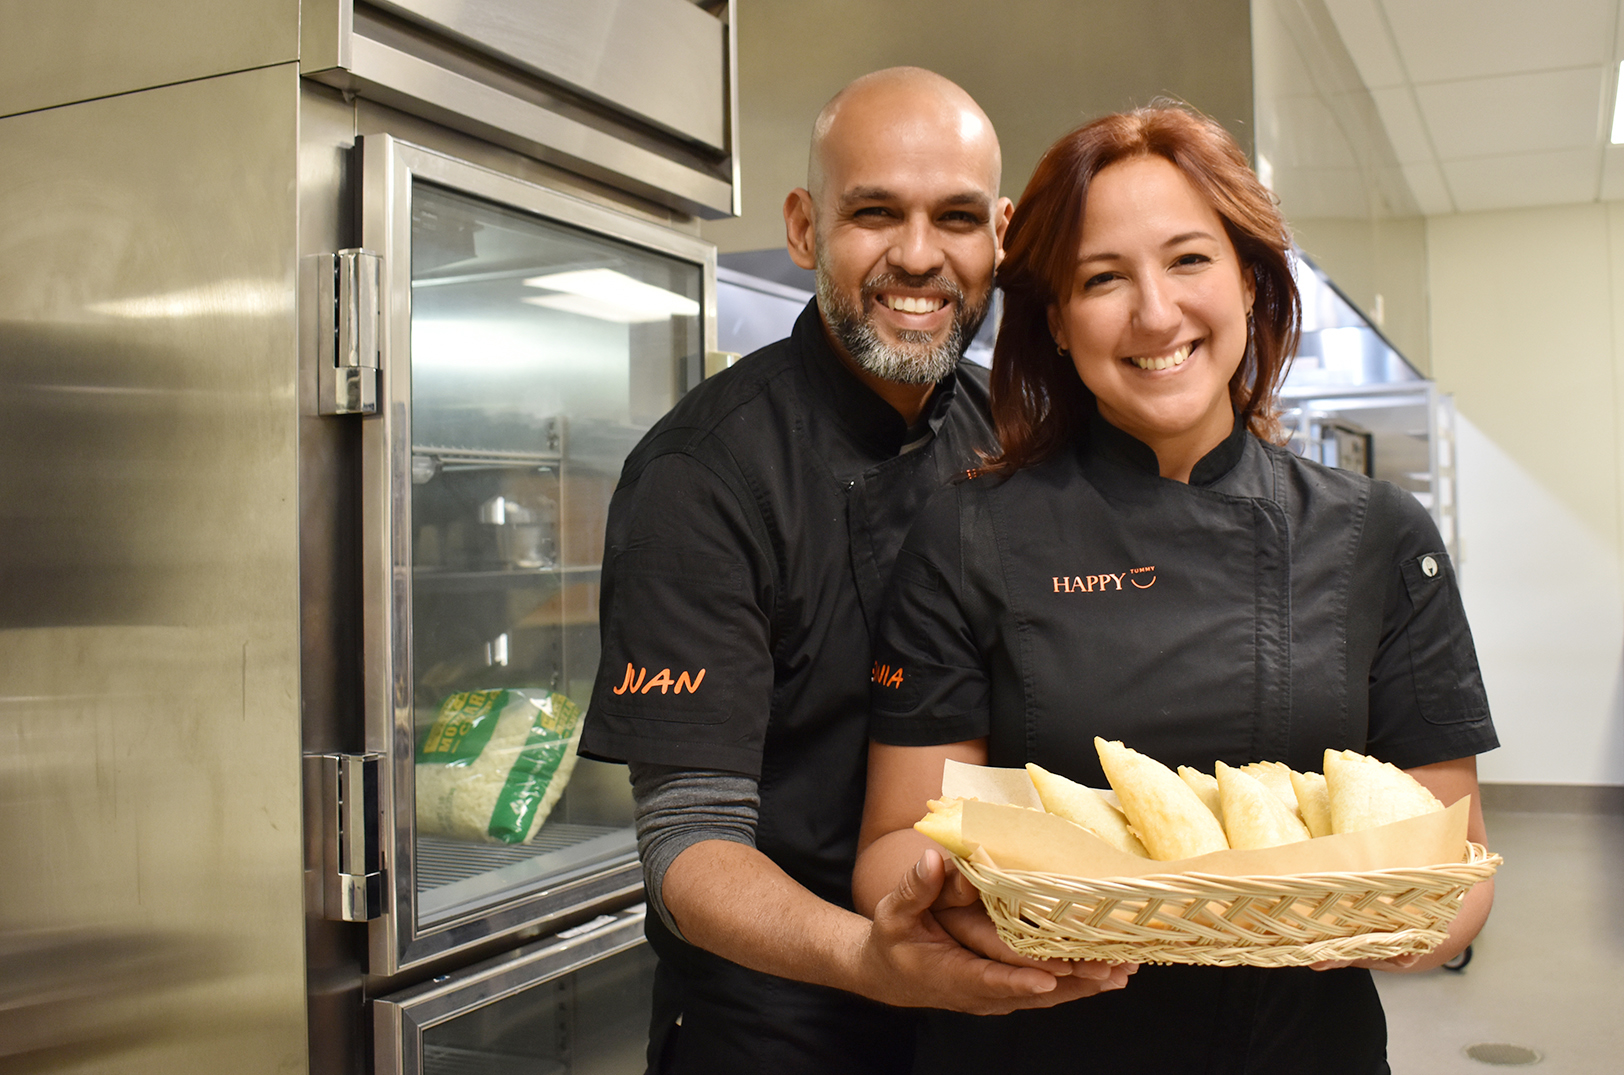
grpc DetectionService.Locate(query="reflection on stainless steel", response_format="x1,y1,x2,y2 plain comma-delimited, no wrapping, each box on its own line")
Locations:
378,0,727,151
0,929,215,1065
0,64,309,1073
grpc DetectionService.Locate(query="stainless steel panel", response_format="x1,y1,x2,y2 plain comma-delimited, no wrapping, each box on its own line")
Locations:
374,904,650,1075
377,0,726,152
0,63,308,1074
0,0,299,118
359,135,712,975
333,34,735,218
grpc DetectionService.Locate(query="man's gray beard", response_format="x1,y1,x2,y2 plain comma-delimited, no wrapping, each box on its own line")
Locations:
816,268,988,385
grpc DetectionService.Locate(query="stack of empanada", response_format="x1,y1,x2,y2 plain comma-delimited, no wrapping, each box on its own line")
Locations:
915,741,1449,863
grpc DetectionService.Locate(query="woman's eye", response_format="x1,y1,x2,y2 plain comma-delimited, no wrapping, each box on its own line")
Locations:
1173,253,1211,268
1082,271,1118,289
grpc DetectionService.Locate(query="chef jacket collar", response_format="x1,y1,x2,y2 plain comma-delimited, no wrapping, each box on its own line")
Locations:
1083,402,1248,486
795,299,958,458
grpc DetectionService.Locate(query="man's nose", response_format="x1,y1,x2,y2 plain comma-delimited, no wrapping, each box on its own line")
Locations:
887,214,947,279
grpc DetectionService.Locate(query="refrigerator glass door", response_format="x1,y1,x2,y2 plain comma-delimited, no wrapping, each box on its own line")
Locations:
363,135,713,973
374,904,654,1075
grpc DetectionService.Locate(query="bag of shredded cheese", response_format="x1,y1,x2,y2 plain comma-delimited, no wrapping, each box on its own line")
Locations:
415,689,584,844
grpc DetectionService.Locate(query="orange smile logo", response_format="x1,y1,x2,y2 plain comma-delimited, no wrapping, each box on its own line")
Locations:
1051,565,1156,593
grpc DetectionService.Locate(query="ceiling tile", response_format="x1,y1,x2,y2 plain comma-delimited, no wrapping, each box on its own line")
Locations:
1441,148,1602,211
1370,86,1435,163
1402,161,1457,215
1324,0,1408,88
1416,67,1608,159
1381,0,1614,83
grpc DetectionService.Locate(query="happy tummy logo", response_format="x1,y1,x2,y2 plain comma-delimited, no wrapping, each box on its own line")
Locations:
1051,565,1157,593
872,661,904,689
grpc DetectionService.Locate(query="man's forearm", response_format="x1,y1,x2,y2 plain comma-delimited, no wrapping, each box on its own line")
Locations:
661,838,872,990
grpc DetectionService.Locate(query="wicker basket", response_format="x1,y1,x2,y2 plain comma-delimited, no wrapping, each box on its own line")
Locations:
955,842,1501,967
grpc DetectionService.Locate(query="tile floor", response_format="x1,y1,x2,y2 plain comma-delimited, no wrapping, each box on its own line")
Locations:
1377,808,1624,1073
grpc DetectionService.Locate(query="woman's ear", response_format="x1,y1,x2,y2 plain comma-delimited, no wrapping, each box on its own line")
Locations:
1046,305,1069,354
1242,263,1258,314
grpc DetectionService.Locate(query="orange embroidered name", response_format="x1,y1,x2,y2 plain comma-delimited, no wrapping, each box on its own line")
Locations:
1052,566,1156,593
871,661,905,689
611,663,707,695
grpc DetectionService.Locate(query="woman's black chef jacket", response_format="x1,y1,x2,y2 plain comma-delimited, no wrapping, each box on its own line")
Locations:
870,412,1498,1074
580,300,995,1074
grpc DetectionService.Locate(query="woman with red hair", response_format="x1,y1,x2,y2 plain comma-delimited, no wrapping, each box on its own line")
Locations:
853,106,1497,1071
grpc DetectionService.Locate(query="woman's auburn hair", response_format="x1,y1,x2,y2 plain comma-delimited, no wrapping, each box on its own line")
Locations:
986,104,1301,473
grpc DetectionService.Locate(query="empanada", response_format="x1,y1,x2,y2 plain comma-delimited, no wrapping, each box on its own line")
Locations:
1324,749,1444,833
1027,762,1149,857
1095,738,1229,860
1216,761,1311,849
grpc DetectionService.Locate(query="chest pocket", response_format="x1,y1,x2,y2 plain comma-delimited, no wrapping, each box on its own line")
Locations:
1398,551,1489,725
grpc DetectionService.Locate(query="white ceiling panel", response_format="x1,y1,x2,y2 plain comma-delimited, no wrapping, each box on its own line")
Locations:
1441,147,1603,211
1417,66,1609,160
1381,0,1615,84
1401,160,1457,215
1324,0,1408,89
1370,86,1434,163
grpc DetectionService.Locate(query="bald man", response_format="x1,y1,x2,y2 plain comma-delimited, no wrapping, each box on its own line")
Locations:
581,69,1127,1074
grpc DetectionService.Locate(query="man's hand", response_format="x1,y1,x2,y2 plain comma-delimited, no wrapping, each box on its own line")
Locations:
857,849,1135,1015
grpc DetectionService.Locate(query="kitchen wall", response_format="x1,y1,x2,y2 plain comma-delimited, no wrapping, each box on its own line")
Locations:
1427,201,1624,787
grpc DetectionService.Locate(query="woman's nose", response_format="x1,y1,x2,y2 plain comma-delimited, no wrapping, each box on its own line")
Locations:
1133,276,1180,335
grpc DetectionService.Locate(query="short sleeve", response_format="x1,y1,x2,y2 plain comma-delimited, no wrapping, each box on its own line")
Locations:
869,486,992,745
580,450,775,776
1365,485,1499,768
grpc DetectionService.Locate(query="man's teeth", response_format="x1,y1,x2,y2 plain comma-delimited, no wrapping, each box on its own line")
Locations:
884,295,945,314
1131,344,1192,371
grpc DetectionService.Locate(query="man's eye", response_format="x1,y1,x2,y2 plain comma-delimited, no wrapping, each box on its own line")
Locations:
940,211,985,226
853,206,895,219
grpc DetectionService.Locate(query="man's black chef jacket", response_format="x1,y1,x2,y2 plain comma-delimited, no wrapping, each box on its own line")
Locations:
870,410,1498,1074
581,300,996,1073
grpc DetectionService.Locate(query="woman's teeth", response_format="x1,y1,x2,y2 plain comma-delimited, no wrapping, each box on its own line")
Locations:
883,295,945,314
1131,343,1192,371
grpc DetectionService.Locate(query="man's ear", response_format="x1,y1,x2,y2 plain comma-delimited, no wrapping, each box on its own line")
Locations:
784,189,818,271
992,196,1014,267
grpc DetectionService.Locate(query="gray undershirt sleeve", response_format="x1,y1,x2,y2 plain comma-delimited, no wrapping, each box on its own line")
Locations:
628,762,761,942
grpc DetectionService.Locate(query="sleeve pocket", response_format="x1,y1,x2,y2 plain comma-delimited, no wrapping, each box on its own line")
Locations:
1398,551,1490,725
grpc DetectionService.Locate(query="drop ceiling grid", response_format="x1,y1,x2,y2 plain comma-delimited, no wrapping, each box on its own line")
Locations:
1324,0,1624,213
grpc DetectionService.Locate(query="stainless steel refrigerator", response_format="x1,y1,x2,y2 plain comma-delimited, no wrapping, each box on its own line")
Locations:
0,3,737,1073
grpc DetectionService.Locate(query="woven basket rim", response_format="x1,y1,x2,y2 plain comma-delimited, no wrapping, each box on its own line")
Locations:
957,840,1499,889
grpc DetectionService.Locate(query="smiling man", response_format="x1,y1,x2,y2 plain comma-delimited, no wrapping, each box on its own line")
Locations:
580,69,1130,1074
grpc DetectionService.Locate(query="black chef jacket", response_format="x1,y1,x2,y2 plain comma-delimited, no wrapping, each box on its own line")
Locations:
870,410,1498,1074
581,300,996,1074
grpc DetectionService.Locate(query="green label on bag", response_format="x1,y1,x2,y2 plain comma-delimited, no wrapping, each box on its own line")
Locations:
418,689,508,765
488,692,583,843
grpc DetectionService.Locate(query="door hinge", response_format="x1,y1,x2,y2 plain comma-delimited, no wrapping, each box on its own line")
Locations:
314,249,382,415
308,752,387,921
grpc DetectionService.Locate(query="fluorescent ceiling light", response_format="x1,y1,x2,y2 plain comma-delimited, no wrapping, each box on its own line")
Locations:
1613,62,1624,144
522,268,698,323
